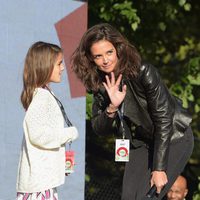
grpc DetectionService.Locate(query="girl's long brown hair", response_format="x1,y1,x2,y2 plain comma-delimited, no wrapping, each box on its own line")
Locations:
71,23,141,92
21,41,62,110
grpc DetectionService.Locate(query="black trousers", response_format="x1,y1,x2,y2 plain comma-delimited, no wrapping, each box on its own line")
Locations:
121,127,194,200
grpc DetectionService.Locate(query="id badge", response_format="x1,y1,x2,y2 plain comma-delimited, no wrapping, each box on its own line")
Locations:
115,139,130,162
65,150,75,174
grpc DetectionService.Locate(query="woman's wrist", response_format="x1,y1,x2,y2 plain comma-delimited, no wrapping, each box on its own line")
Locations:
106,104,118,114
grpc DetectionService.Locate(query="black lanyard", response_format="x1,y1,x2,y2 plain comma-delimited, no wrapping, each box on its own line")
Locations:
117,79,126,139
117,101,126,139
45,86,72,127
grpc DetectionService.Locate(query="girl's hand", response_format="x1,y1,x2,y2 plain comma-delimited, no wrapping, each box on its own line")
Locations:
103,72,126,108
151,171,168,194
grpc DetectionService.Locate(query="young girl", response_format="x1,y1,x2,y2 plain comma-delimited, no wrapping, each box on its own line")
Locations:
71,23,194,200
16,41,78,200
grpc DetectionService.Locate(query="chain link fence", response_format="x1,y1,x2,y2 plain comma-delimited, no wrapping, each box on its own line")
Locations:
85,176,122,200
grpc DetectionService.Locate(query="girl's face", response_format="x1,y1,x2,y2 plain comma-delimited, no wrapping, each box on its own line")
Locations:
90,40,118,74
49,53,64,83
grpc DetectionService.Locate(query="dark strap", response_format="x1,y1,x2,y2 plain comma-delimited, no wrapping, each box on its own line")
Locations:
142,185,157,199
117,100,146,148
117,102,126,139
46,87,72,127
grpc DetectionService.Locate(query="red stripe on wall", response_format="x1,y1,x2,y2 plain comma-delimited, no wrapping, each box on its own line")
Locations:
55,3,87,98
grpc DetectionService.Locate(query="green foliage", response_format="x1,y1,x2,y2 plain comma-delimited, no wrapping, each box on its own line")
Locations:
193,177,200,200
170,57,200,109
89,0,140,32
87,0,200,198
86,93,93,120
112,2,140,31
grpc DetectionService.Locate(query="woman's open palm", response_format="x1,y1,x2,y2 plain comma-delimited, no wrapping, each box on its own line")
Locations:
103,72,126,108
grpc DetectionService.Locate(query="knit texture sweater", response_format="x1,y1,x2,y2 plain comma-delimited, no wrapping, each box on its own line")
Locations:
16,88,78,193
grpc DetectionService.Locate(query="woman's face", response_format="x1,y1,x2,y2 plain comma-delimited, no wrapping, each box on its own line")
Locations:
90,40,118,74
49,52,64,83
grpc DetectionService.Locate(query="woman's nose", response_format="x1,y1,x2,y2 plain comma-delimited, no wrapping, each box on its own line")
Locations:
103,56,108,64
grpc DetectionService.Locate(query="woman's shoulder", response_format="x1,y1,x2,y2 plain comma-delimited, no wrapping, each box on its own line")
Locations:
136,62,161,87
139,62,160,77
139,62,156,73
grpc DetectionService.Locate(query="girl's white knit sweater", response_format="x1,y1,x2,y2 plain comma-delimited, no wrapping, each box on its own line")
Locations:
16,88,78,193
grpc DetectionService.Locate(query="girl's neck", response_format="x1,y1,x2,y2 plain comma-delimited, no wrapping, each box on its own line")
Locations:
43,84,51,91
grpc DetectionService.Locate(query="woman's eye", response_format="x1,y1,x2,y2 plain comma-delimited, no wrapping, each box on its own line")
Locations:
94,55,101,59
107,50,113,55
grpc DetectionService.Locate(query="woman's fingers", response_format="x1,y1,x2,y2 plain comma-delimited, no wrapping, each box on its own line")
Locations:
110,72,116,86
151,171,168,194
102,82,108,90
105,72,122,88
116,74,122,88
103,73,126,108
105,72,115,88
156,186,163,194
151,182,165,194
122,84,127,93
105,75,111,88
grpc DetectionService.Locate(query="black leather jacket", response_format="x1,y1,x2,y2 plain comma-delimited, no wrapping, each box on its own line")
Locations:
91,63,192,171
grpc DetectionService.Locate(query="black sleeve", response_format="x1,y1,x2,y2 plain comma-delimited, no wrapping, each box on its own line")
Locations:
91,92,117,135
139,63,175,171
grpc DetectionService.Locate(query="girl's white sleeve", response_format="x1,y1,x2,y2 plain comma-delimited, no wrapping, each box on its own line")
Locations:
24,90,78,149
62,126,79,144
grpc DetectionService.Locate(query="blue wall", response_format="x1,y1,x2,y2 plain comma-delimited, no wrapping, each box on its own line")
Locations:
0,1,86,199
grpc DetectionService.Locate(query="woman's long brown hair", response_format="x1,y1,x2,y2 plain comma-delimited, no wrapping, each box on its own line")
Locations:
21,41,62,110
71,23,141,92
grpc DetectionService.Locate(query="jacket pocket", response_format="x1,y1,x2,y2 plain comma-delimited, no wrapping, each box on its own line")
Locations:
171,96,192,141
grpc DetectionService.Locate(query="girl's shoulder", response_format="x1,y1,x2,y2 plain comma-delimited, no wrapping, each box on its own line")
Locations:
34,87,49,95
33,87,52,99
31,88,53,105
26,88,55,114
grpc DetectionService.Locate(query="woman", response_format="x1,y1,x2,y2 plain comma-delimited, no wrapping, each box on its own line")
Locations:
71,23,194,200
16,41,78,200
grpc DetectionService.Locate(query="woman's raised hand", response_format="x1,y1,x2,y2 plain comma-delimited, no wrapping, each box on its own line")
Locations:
103,72,126,108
